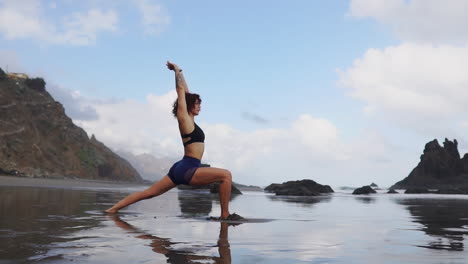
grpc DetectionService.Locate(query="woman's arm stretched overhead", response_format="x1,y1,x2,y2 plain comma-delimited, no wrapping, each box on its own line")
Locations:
167,61,187,118
166,61,189,93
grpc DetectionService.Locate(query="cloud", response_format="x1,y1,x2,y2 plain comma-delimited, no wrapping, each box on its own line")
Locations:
132,0,170,36
69,89,400,187
0,0,171,44
74,90,181,157
0,0,45,40
338,43,468,133
348,0,468,44
0,0,118,45
59,8,118,45
0,50,23,72
46,83,99,121
241,111,269,124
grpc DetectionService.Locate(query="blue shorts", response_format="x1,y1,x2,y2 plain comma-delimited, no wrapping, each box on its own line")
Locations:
168,156,201,185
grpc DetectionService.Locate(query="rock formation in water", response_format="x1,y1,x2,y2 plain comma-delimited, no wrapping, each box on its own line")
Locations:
0,69,142,182
392,138,468,190
209,183,242,194
264,179,334,196
352,185,377,195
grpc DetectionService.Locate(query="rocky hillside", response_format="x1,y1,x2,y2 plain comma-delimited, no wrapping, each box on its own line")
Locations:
392,138,468,189
0,69,142,182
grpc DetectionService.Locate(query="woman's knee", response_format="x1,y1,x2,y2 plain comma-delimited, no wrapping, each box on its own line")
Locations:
221,169,232,182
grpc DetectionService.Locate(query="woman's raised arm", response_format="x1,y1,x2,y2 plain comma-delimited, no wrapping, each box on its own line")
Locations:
167,61,190,122
166,61,189,93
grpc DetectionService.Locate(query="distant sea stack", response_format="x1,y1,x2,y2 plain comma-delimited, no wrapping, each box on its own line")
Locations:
265,179,334,196
392,138,468,189
352,185,377,195
0,69,142,182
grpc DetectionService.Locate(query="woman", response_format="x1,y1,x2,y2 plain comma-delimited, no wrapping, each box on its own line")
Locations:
105,61,238,220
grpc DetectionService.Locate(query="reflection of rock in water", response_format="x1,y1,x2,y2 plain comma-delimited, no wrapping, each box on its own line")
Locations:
0,186,112,262
354,196,376,204
177,191,214,216
395,198,468,251
267,194,332,207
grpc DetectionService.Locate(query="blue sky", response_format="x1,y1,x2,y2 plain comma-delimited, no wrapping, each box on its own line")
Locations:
2,0,468,187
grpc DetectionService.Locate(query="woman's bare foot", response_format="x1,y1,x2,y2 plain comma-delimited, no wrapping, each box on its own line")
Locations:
221,212,230,219
105,208,118,214
224,213,244,221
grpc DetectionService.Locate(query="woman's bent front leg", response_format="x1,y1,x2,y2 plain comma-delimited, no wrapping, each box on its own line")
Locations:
105,175,176,213
190,167,232,219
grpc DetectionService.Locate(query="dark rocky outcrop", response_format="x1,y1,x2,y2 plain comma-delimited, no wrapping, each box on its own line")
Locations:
264,183,282,193
352,185,377,195
0,73,142,182
25,78,46,92
232,182,263,192
264,179,334,196
436,188,468,194
387,189,398,194
210,183,242,194
392,138,468,190
405,188,431,194
0,67,6,80
370,182,378,187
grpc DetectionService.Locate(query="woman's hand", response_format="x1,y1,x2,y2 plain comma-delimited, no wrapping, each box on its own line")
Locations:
166,61,180,71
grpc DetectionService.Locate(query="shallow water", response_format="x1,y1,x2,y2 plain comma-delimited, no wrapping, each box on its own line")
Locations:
1,186,468,263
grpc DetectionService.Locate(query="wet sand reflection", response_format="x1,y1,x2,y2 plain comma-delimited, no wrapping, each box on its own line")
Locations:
109,214,232,264
267,194,332,207
395,198,468,251
0,186,107,262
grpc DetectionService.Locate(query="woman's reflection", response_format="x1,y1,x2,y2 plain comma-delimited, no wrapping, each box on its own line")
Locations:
108,214,232,264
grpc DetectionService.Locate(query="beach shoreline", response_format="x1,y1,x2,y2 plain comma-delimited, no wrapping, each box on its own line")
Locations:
0,175,149,189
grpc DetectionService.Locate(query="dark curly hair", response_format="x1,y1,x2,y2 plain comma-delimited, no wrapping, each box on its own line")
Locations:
172,93,201,117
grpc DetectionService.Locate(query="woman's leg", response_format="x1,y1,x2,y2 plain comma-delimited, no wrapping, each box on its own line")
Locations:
190,167,232,219
105,175,176,213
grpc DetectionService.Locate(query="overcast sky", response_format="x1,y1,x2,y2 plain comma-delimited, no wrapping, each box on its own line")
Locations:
2,0,468,188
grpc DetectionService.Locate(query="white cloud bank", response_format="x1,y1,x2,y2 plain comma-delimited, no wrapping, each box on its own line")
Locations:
133,0,170,36
68,90,398,187
338,43,468,133
343,0,468,137
349,0,468,45
0,0,170,45
0,0,118,45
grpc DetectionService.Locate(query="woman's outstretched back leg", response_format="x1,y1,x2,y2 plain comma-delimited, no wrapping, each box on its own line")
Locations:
105,175,176,213
189,167,232,219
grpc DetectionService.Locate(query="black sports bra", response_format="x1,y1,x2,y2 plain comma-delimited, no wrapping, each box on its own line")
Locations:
182,123,205,146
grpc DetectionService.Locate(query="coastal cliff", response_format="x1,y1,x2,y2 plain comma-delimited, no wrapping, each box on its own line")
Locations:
0,69,142,182
392,138,468,189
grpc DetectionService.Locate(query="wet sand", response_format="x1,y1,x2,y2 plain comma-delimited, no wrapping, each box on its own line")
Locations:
0,175,148,189
2,183,468,263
